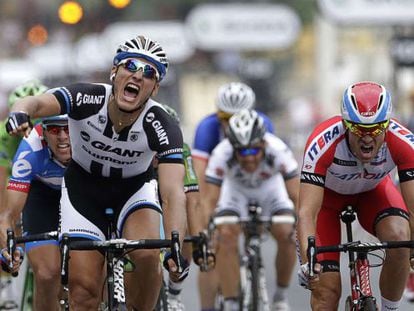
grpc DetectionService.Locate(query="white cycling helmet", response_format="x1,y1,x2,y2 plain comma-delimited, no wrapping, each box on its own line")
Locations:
113,35,169,81
227,109,266,148
216,82,255,114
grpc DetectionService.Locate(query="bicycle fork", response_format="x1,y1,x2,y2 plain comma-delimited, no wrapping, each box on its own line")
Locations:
108,254,126,306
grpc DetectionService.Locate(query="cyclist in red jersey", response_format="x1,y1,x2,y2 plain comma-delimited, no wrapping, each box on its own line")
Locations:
296,81,414,311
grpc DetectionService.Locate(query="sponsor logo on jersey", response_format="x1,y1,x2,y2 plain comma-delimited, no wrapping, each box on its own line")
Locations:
307,125,340,161
12,151,32,178
80,131,91,142
87,121,102,133
79,131,143,157
333,157,357,166
330,168,388,181
90,141,143,157
389,121,414,144
300,172,325,185
98,115,107,124
145,112,169,145
75,92,105,106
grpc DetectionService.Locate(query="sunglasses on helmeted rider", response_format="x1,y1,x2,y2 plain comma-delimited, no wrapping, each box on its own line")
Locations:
44,125,69,135
236,147,262,157
343,119,389,138
118,59,160,81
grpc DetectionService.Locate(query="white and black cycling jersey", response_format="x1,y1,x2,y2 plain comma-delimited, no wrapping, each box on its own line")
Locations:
53,83,183,178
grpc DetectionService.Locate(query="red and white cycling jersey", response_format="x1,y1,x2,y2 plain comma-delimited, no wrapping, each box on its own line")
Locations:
301,116,414,194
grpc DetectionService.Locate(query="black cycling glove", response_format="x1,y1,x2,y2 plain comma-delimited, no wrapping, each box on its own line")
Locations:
5,112,32,133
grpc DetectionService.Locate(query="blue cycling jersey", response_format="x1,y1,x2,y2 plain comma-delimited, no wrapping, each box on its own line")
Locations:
192,111,274,160
7,124,66,193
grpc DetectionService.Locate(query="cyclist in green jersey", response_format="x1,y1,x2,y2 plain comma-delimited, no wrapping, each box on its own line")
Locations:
0,80,47,309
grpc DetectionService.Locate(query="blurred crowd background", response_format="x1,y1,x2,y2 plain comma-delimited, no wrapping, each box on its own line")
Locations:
1,0,414,161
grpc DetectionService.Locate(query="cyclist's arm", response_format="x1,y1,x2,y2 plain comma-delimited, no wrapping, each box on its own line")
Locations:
10,93,60,118
158,162,187,243
186,191,204,236
0,166,7,203
285,176,300,211
8,94,61,137
0,189,28,249
193,158,211,226
400,180,414,242
296,183,324,263
199,181,221,223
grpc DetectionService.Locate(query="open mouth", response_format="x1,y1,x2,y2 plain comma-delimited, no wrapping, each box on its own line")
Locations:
360,145,374,154
57,143,70,150
124,83,139,100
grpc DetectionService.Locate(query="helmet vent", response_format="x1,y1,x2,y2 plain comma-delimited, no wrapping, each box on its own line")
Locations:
377,94,383,110
350,94,358,110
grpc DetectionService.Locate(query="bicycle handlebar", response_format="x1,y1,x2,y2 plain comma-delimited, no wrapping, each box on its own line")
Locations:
213,214,295,226
306,235,414,274
68,238,172,251
6,229,59,277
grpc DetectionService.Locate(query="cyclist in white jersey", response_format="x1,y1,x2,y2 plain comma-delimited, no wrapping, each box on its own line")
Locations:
3,35,188,311
193,82,274,311
297,82,414,311
201,109,299,311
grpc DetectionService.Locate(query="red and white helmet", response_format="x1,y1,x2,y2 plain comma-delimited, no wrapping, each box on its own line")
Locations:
341,81,392,124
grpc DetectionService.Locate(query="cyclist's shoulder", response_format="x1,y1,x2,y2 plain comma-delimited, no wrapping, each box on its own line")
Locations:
15,125,46,156
194,113,220,131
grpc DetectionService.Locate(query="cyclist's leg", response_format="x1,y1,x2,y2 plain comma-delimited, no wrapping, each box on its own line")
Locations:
310,188,346,310
198,269,220,310
123,208,162,310
120,179,163,311
358,177,410,307
263,175,296,308
22,180,62,310
68,250,106,309
60,175,106,310
215,180,247,309
27,243,61,310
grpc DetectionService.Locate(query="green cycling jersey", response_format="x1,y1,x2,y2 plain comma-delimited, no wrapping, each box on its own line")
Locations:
183,142,199,193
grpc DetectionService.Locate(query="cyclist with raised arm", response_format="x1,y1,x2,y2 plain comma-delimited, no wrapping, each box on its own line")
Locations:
297,81,414,311
200,109,298,311
0,80,47,309
192,82,274,311
0,115,70,310
3,35,188,311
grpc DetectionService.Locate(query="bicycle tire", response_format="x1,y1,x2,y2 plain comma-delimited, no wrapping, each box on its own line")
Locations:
154,279,168,311
360,297,377,311
249,250,260,311
21,267,34,311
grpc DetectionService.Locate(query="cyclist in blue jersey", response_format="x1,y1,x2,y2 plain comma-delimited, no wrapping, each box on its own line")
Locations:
0,115,70,310
0,80,48,309
192,82,274,311
4,35,188,311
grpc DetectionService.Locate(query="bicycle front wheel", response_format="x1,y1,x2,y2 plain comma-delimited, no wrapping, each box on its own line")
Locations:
249,252,260,311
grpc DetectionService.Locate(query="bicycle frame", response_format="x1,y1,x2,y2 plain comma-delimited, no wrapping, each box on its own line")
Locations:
307,205,414,311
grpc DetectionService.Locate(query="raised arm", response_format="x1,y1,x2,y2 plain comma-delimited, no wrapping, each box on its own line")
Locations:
7,94,61,137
